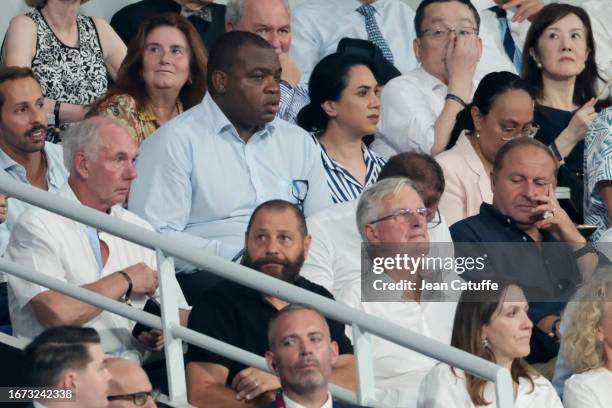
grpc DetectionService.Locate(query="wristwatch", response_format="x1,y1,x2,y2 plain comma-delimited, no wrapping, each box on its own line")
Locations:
118,270,133,304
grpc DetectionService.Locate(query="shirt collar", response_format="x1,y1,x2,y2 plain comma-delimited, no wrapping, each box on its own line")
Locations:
202,93,276,141
414,66,447,92
283,392,333,408
455,131,487,177
0,142,61,182
479,203,557,242
318,140,374,186
471,0,498,12
180,4,212,22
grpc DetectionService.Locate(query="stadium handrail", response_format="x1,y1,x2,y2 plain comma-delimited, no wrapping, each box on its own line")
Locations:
0,173,514,408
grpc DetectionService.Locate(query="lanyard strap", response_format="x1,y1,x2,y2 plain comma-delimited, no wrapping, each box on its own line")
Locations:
86,226,104,275
275,392,286,408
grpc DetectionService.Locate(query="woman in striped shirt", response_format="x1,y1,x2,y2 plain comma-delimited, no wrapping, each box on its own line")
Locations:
297,52,386,204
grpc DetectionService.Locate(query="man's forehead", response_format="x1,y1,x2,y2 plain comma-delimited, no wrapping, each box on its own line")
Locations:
275,310,327,338
251,208,300,230
0,77,43,103
501,147,556,176
382,185,424,208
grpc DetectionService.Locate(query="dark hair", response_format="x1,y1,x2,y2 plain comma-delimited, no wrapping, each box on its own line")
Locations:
521,4,599,106
0,66,37,112
451,279,535,405
448,71,535,149
246,199,308,238
90,13,208,114
207,31,273,95
268,304,328,349
297,53,377,134
378,152,445,208
24,326,101,387
493,137,558,175
414,0,480,37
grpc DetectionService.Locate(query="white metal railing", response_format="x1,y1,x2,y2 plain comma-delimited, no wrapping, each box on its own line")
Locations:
0,173,514,408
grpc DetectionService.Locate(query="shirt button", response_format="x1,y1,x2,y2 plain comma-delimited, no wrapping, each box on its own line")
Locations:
507,219,511,224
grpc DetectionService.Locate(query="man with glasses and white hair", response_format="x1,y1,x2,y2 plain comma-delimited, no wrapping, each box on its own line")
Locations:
302,152,452,298
336,176,458,408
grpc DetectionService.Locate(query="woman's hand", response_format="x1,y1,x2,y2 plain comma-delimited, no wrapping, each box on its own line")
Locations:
566,98,598,143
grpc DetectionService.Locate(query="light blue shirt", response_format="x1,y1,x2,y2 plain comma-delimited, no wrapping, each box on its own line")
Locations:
129,93,332,273
0,142,68,256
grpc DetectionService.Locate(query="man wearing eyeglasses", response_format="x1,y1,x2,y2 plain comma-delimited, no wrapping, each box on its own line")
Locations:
106,358,159,408
372,0,482,158
335,176,457,407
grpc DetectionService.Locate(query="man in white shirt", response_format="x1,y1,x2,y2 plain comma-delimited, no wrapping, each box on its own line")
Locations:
264,304,366,408
25,326,112,408
7,117,189,363
225,0,309,123
301,152,452,297
290,0,418,87
472,0,543,80
338,177,458,408
583,0,612,97
372,0,482,157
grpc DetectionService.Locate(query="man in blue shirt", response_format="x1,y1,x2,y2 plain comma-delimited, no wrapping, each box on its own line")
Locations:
450,137,598,364
0,66,68,326
129,32,331,301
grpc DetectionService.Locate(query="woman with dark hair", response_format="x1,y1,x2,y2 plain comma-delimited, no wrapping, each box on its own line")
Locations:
521,3,602,222
2,0,126,126
89,13,207,145
418,282,563,407
297,52,386,204
436,71,537,226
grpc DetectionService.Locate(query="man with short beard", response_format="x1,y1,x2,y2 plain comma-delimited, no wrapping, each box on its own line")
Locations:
264,304,367,408
185,200,355,408
0,66,68,325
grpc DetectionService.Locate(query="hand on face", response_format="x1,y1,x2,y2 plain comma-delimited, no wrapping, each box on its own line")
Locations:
278,53,301,88
531,183,583,242
231,367,280,402
445,31,482,85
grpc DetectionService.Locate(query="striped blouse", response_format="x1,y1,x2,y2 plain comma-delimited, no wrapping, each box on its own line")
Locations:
314,136,387,203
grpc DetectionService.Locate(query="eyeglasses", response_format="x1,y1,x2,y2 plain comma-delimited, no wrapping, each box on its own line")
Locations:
107,389,160,406
500,123,540,141
369,207,432,225
291,180,309,212
427,208,442,229
420,26,479,40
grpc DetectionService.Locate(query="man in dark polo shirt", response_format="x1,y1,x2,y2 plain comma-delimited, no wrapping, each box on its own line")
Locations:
111,0,226,50
451,137,598,364
186,199,355,408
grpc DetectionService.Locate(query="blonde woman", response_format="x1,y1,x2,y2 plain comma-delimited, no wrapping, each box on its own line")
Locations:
562,271,612,407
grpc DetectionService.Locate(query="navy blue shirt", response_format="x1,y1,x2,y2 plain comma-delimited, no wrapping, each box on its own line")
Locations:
450,203,582,362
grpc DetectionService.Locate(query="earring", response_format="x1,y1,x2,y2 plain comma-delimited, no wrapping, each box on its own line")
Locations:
482,339,490,348
475,131,481,139
536,62,543,69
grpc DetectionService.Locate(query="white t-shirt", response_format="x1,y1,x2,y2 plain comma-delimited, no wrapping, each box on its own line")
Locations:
563,367,612,408
418,363,563,408
7,184,188,363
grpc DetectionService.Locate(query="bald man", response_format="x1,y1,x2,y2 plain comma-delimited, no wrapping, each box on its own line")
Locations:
106,358,158,408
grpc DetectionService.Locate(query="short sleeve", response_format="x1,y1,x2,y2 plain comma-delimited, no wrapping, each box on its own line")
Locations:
185,296,238,371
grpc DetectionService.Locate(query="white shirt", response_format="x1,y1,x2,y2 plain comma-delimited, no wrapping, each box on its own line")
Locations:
339,279,457,408
472,0,531,82
372,67,450,157
300,200,453,297
7,184,188,363
290,0,418,86
418,363,563,408
583,0,612,96
563,367,612,408
283,392,333,408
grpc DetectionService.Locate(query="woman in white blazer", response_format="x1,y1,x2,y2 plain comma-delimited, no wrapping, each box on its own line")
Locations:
436,72,538,226
418,280,562,408
562,271,612,408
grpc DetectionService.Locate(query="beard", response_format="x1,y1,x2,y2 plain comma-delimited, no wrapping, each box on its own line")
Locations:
242,251,305,283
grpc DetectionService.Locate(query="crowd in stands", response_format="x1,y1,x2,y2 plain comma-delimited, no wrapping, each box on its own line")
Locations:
0,0,612,407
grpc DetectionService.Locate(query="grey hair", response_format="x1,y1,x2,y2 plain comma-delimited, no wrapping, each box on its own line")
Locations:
267,304,329,350
62,116,123,171
356,177,417,241
225,0,291,25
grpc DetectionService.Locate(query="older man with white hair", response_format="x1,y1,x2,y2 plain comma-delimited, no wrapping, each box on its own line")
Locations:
7,116,189,363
